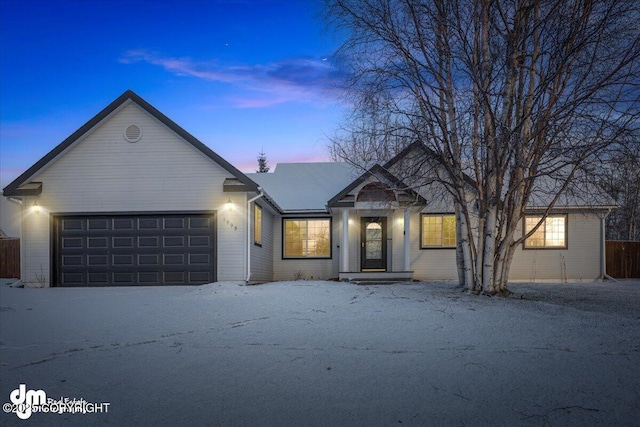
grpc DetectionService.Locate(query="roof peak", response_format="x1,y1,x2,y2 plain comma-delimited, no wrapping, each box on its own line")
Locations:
3,90,258,196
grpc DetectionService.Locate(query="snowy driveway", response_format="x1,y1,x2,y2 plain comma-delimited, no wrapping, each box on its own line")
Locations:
1,280,639,426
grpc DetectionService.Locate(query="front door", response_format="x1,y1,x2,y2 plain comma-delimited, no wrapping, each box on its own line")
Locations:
361,217,387,271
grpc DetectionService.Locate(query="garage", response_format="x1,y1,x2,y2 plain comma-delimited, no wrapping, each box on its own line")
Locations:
52,212,216,287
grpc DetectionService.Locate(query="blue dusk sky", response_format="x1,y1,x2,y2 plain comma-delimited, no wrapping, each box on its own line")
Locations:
0,0,348,187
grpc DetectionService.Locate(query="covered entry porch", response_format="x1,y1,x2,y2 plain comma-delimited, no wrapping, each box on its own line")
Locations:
327,166,428,283
328,167,425,281
336,207,414,282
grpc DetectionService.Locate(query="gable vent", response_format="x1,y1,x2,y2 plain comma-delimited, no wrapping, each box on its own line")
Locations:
124,124,142,143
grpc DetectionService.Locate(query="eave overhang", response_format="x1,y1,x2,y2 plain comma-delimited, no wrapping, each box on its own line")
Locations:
3,182,42,197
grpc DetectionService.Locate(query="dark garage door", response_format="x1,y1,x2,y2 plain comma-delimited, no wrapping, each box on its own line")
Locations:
53,213,216,287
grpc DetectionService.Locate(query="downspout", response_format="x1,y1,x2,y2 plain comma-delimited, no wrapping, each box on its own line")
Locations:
246,188,264,284
601,209,617,282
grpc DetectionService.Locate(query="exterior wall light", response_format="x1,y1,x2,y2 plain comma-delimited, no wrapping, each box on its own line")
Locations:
226,198,233,211
33,201,41,215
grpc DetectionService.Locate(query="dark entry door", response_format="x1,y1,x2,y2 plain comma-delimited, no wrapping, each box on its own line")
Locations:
361,217,387,271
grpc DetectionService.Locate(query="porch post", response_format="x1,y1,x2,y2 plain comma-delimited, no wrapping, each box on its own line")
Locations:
403,208,410,271
342,209,349,272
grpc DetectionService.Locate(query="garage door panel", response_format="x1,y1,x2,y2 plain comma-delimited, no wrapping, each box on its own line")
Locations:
61,255,83,267
138,254,159,265
138,236,159,247
54,213,216,287
87,255,108,266
113,218,134,230
189,236,211,247
62,237,83,249
139,218,160,229
189,217,210,229
113,272,135,285
189,254,210,264
62,272,84,286
164,271,184,283
164,217,185,229
164,254,184,265
62,219,83,231
87,237,108,248
113,237,134,248
190,271,212,282
113,254,134,266
88,219,108,230
88,272,109,285
164,236,184,247
139,272,159,283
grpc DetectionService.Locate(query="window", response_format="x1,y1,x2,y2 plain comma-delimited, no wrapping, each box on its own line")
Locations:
524,215,567,248
421,214,456,248
254,204,262,246
283,218,331,258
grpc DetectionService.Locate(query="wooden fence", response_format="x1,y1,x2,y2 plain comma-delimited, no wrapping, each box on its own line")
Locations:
0,238,20,279
606,241,640,279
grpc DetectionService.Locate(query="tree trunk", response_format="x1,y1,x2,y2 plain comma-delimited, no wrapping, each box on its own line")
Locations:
474,214,485,291
457,204,475,290
455,205,466,288
482,204,498,294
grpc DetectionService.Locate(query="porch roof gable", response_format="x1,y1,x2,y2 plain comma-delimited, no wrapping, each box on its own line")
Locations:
327,164,426,208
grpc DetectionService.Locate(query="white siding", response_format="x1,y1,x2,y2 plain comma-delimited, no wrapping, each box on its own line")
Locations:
21,102,246,286
409,211,603,282
268,208,602,283
408,211,459,280
337,208,602,282
249,201,274,283
509,212,602,281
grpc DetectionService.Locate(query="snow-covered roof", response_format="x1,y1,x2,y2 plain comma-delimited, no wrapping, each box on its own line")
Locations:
527,173,617,209
247,162,359,212
247,157,615,213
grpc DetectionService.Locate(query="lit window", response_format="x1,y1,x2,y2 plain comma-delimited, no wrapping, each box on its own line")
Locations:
421,214,456,248
284,218,331,258
524,215,567,248
254,204,262,246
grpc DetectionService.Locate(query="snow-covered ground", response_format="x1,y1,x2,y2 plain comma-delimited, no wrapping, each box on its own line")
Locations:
1,279,638,426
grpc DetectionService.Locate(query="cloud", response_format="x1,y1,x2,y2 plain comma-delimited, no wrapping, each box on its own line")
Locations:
119,50,346,108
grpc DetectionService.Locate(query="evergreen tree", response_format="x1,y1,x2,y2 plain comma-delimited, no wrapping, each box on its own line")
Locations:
257,149,270,173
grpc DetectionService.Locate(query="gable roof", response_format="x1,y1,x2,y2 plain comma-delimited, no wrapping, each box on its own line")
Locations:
3,90,258,197
247,162,358,212
328,141,615,210
386,141,616,209
327,163,427,208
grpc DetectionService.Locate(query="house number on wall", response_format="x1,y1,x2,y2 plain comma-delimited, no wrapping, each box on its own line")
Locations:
223,217,237,231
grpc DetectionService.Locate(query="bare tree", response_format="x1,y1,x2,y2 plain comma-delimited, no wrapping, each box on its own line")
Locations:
599,138,640,240
326,0,640,294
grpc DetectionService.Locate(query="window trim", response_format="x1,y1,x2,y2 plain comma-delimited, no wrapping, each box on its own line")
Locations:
282,217,332,260
522,213,568,250
420,213,457,249
254,204,262,247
